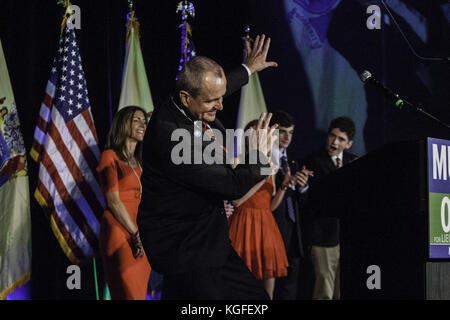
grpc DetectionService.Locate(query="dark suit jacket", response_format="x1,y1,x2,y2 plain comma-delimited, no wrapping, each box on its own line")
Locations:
137,66,270,275
272,158,307,258
304,149,357,247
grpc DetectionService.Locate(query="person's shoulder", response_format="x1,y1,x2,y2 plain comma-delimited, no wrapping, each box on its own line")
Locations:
344,151,358,161
149,110,180,134
301,150,330,174
155,95,175,111
145,101,187,149
101,149,117,159
101,149,119,164
150,97,171,121
150,96,183,128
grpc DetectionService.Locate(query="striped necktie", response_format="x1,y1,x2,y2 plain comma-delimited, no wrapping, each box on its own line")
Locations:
335,156,341,168
202,121,228,153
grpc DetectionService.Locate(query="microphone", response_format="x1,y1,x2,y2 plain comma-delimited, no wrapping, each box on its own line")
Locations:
359,70,409,109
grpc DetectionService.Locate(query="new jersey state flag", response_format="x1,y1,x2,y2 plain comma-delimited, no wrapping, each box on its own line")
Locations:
0,38,31,300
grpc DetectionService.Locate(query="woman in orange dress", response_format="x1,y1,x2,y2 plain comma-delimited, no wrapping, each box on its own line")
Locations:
97,106,151,300
228,120,292,300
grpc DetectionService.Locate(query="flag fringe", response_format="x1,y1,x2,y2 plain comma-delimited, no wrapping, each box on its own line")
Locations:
33,188,48,208
29,148,40,162
50,214,80,265
0,271,31,300
34,189,80,265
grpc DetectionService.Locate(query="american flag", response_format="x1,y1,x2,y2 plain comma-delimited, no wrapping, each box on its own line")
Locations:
30,25,105,265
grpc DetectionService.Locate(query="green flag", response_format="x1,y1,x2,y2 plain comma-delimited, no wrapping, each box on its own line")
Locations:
118,11,154,114
236,71,268,130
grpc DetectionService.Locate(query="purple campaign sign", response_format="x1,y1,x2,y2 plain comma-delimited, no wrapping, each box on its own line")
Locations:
428,137,450,194
428,137,450,259
430,245,450,259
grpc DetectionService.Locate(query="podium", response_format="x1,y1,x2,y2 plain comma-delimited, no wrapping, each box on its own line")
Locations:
309,138,450,299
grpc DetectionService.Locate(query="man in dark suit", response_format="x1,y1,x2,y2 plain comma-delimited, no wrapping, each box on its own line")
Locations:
137,36,279,299
269,111,313,300
304,116,357,300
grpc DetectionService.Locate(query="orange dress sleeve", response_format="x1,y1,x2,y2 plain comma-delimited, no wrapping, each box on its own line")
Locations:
97,149,119,194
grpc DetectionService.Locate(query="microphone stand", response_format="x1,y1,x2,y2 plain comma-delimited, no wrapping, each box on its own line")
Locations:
394,97,450,130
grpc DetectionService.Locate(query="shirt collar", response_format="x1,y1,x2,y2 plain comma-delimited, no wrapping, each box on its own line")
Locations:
332,152,343,164
272,148,287,167
171,96,194,122
171,96,209,131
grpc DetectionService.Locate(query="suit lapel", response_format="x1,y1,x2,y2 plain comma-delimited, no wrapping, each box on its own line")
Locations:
320,150,336,174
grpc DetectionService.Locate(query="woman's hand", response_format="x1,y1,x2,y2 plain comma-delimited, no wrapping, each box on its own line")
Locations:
223,201,235,219
281,167,293,190
129,231,145,259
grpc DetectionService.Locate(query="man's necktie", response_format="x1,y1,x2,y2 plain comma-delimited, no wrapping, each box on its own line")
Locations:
202,121,228,153
335,157,341,168
202,121,216,139
280,156,296,223
280,156,288,174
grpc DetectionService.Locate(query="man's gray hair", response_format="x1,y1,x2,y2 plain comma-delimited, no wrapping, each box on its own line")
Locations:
176,56,224,98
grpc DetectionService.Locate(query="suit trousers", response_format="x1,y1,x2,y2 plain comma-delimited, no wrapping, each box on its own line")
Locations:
273,257,301,300
311,244,340,300
161,249,270,300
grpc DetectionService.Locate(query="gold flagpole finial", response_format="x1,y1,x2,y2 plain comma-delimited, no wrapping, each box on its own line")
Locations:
244,25,253,43
58,0,73,35
126,1,139,40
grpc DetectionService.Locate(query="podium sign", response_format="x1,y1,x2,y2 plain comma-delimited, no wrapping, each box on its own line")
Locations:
428,137,450,258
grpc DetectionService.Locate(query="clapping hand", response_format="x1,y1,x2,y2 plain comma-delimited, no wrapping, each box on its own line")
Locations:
248,113,278,158
292,165,314,188
281,167,293,189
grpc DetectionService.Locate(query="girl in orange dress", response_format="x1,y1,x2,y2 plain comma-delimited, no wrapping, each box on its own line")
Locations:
97,106,151,300
228,120,293,300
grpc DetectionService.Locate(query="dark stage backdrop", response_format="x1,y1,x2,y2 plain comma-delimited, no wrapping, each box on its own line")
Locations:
0,0,449,299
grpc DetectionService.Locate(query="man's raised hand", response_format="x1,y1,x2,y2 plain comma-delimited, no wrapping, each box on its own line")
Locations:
244,34,278,74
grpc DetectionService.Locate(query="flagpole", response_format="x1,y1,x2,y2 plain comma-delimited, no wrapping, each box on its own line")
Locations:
176,1,196,78
92,257,100,300
236,25,268,131
63,0,104,300
128,0,133,12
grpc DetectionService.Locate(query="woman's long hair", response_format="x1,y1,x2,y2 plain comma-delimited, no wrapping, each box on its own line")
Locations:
105,106,148,167
243,119,259,156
